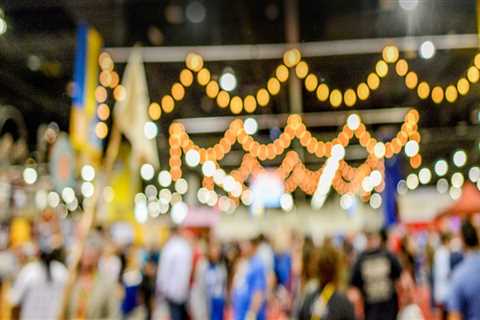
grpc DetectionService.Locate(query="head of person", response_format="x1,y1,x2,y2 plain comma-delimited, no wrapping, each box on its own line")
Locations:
315,244,341,288
80,232,103,273
461,219,479,250
207,240,222,264
440,232,452,246
365,230,382,250
240,237,260,258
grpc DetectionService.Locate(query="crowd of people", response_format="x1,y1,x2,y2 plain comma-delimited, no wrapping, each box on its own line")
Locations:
1,211,480,320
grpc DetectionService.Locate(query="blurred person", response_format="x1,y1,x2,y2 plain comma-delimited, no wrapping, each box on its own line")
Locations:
99,240,122,282
298,244,355,320
120,246,144,318
156,226,193,320
66,233,120,319
433,232,452,318
9,247,67,320
447,220,480,320
349,230,402,320
140,251,158,320
232,237,267,320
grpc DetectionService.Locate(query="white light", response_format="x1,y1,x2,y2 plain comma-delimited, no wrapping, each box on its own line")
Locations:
331,144,345,160
0,18,7,35
449,187,462,200
207,190,218,206
244,118,258,135
397,180,408,195
362,176,374,193
171,201,188,224
185,1,206,23
159,189,172,204
339,193,354,210
418,168,432,185
346,114,361,130
67,198,78,212
406,173,419,190
404,140,419,157
231,182,242,198
419,41,436,59
171,192,182,205
223,175,236,192
218,196,231,213
369,193,383,209
241,189,253,206
219,72,237,91
47,192,60,208
469,166,480,182
35,190,48,210
175,178,188,195
140,163,155,180
280,193,294,212
23,167,38,185
158,170,172,187
197,187,209,203
451,172,465,188
436,178,449,194
144,121,158,140
370,170,383,187
213,169,226,185
159,201,169,214
374,142,386,158
134,200,148,224
434,160,448,177
145,184,158,199
62,187,75,204
312,156,340,208
202,161,216,177
134,193,147,204
81,182,95,198
185,149,200,167
399,0,418,11
148,201,161,217
453,150,467,167
81,165,95,181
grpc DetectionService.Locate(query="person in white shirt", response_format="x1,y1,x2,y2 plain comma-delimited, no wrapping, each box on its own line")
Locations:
9,248,68,320
157,226,193,320
433,233,452,319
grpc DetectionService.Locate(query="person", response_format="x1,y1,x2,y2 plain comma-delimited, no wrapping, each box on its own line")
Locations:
156,226,193,320
232,237,267,320
447,220,480,320
349,230,402,320
298,244,355,320
433,232,452,319
120,246,143,318
66,233,120,319
9,247,68,320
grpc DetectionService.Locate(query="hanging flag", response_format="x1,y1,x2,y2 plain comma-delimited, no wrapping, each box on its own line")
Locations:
69,24,103,163
113,47,159,169
382,156,402,227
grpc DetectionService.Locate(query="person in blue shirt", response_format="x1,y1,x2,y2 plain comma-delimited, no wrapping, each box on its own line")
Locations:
205,240,227,320
232,237,267,320
447,219,480,320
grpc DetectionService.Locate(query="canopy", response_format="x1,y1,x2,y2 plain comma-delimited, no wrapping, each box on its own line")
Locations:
435,182,480,222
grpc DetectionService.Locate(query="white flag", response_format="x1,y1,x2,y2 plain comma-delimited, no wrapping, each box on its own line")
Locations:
114,47,159,168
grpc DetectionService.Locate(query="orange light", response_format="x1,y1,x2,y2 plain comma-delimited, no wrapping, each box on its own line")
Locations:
185,52,204,72
475,53,480,69
329,89,343,107
97,103,110,121
410,154,422,169
395,59,408,76
375,60,388,78
283,48,301,67
382,46,399,63
161,95,175,113
316,83,330,101
256,88,270,106
206,80,220,98
171,82,185,101
244,95,257,113
344,89,357,107
95,86,107,103
405,71,418,89
445,85,458,103
367,73,380,90
295,61,309,79
467,66,480,83
431,86,444,104
457,78,470,95
275,65,289,82
99,52,113,71
267,77,281,95
95,122,108,139
180,69,194,87
99,70,112,87
113,85,126,101
148,102,162,120
230,96,243,114
304,74,318,92
357,83,370,100
110,72,119,88
216,90,230,108
417,81,430,99
197,68,211,86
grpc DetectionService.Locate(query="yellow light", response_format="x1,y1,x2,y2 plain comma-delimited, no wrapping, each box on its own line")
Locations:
275,65,289,82
110,72,119,88
375,60,388,78
206,80,220,98
475,53,480,69
216,90,230,108
161,95,175,113
417,81,430,99
244,95,257,113
316,84,329,101
197,68,211,86
97,103,110,121
382,46,399,63
445,85,458,103
267,78,281,95
431,86,444,104
295,61,309,79
283,48,301,67
148,102,162,120
180,69,194,87
357,83,370,100
367,73,380,90
329,89,342,107
171,82,185,101
304,74,318,92
230,96,243,114
99,52,113,71
395,59,409,76
467,66,480,83
185,52,204,72
457,78,470,95
95,122,109,139
95,86,107,103
113,85,126,101
256,88,270,106
344,89,357,107
99,70,112,87
405,71,418,89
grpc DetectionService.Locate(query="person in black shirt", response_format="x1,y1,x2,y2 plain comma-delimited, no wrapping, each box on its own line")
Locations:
298,244,355,320
350,230,402,320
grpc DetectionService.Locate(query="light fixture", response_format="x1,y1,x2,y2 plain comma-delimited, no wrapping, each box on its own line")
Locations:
158,170,172,187
144,121,158,140
219,70,237,92
23,167,38,185
244,118,258,135
434,160,448,176
185,149,200,167
140,163,155,180
418,167,432,184
81,165,95,182
419,41,436,59
453,150,467,167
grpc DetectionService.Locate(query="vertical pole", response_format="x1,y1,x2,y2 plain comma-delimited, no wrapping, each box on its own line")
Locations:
284,0,302,114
